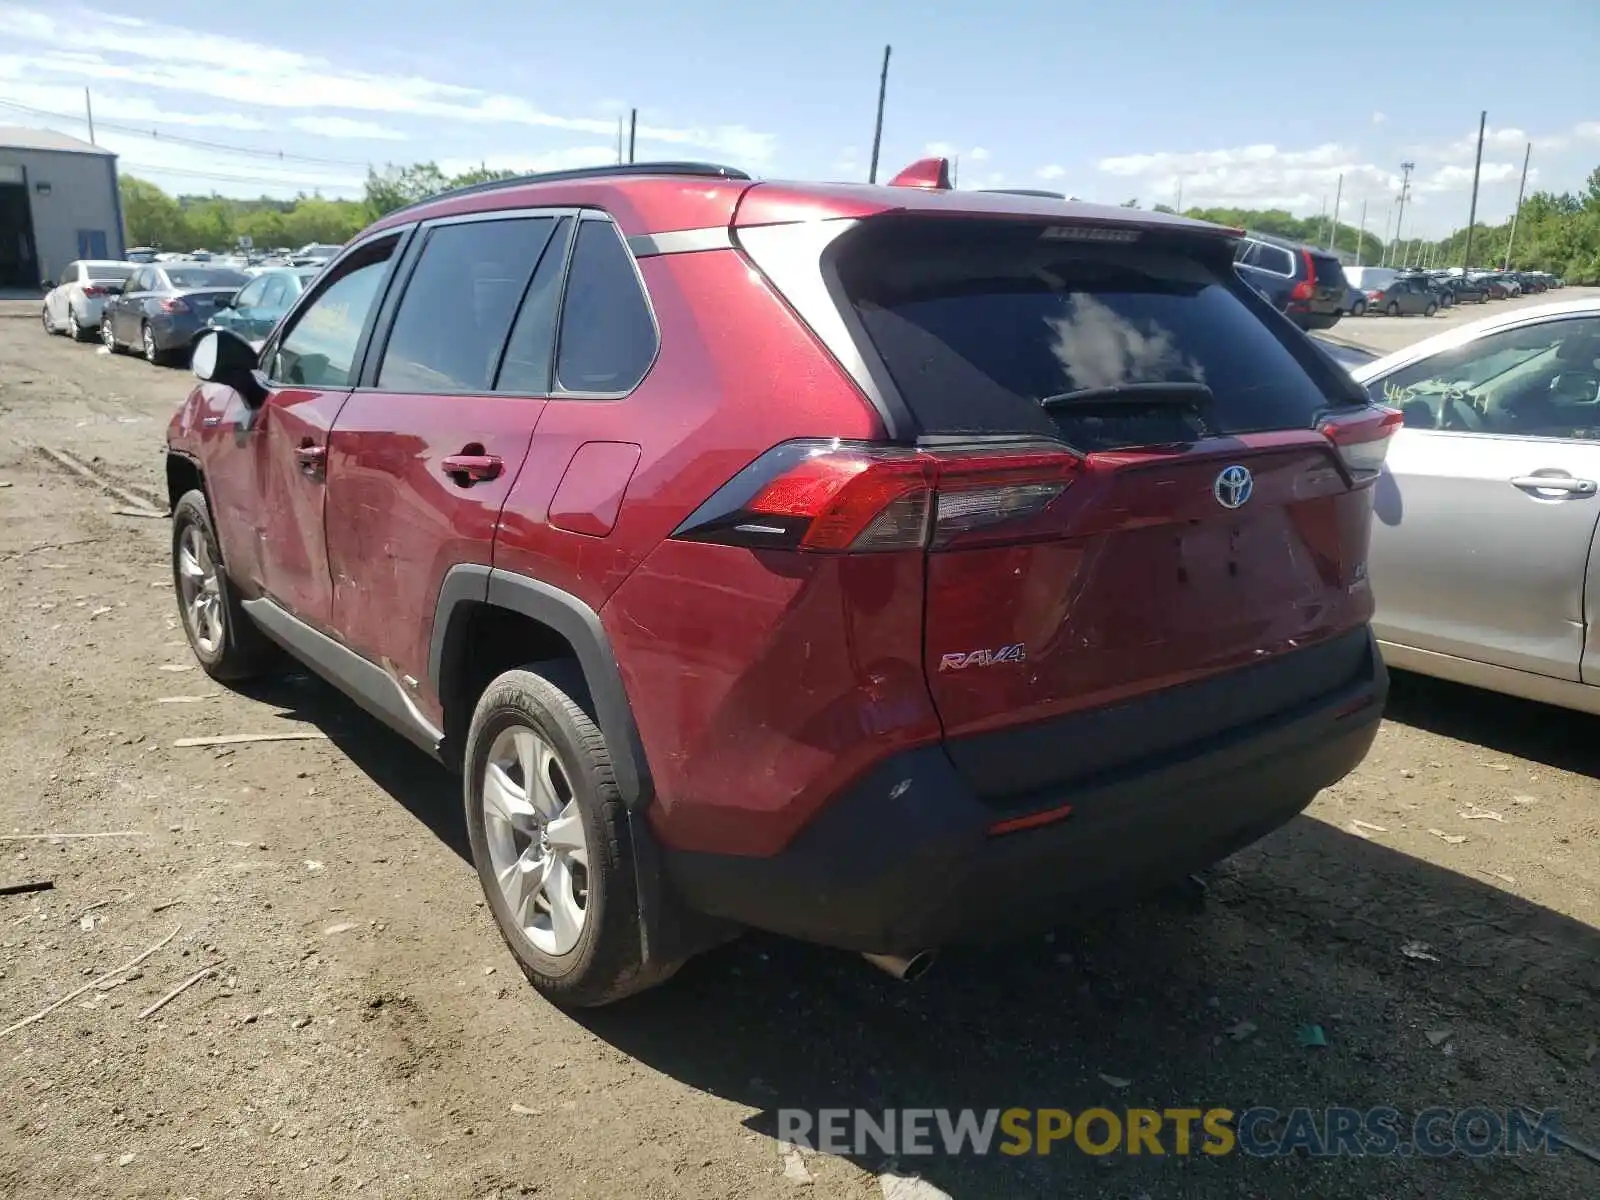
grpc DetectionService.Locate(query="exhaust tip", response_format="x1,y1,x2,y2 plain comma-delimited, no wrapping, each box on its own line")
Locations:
861,950,937,982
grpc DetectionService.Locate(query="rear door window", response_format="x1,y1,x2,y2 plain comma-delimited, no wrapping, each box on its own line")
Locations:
840,219,1351,449
376,216,557,393
1257,244,1295,275
553,217,657,394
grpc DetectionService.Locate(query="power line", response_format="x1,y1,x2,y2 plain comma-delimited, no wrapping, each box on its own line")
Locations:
0,95,369,168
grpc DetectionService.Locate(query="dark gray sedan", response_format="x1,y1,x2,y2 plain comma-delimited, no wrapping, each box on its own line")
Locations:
101,263,253,364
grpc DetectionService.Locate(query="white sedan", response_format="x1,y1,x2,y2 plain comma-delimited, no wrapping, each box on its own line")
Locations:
41,260,135,342
1349,297,1600,713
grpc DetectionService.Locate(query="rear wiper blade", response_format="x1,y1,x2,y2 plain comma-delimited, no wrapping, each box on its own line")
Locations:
1037,381,1215,409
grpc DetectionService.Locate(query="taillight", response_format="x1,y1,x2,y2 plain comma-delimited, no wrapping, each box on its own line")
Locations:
159,297,190,314
671,439,1080,553
1289,251,1315,302
1320,407,1403,481
82,285,109,298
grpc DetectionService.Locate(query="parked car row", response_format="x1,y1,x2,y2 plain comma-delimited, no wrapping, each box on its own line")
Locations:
41,257,327,364
1339,265,1567,319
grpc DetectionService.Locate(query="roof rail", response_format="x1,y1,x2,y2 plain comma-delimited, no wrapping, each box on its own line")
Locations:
384,161,751,219
979,188,1067,199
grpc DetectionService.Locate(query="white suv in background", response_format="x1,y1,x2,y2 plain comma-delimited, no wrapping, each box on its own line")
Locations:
42,260,135,342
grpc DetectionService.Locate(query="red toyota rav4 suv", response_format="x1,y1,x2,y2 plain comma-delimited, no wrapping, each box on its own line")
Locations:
167,159,1392,1006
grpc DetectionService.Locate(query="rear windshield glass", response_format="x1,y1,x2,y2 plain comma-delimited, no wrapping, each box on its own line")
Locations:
840,220,1349,449
89,265,133,281
1310,256,1347,286
166,267,250,288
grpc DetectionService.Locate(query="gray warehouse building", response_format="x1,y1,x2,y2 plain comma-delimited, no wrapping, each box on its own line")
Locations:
0,127,125,291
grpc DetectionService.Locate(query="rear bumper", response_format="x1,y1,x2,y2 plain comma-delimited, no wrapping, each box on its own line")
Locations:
663,628,1386,954
1288,308,1342,331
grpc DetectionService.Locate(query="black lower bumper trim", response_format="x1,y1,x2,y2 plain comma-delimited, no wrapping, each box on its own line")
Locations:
662,630,1386,954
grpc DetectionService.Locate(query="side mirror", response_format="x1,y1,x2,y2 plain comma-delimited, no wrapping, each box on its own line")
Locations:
192,328,267,407
220,291,238,309
41,278,53,293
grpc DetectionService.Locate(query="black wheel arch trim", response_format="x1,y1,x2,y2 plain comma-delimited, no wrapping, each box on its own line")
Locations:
431,567,722,968
429,565,654,812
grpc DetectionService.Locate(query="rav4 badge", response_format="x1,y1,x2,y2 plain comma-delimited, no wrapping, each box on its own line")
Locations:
939,644,1027,671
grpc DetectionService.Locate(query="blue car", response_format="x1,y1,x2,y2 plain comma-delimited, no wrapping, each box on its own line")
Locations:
207,266,322,349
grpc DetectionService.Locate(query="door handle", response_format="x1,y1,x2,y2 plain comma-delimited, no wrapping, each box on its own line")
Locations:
442,453,503,483
1510,474,1597,496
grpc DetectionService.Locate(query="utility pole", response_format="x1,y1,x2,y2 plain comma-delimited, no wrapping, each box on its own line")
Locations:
1174,175,1183,211
1503,139,1532,270
1381,200,1395,266
1461,110,1487,271
626,108,637,164
84,88,95,145
867,45,891,184
1356,199,1368,265
952,155,960,188
1392,161,1415,267
615,116,624,164
1327,173,1343,251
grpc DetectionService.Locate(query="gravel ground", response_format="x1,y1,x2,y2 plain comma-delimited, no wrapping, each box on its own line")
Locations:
1,300,1596,1200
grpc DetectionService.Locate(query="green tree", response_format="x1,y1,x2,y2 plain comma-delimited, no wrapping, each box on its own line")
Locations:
118,176,189,249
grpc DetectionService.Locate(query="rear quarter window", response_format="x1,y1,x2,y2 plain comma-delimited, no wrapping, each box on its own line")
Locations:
839,220,1353,449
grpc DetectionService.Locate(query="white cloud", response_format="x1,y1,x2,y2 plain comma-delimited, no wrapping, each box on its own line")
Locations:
1037,164,1066,180
290,116,407,141
1413,161,1519,194
969,147,990,162
0,4,776,166
0,77,267,129
1371,112,1386,125
923,141,957,158
1573,121,1600,142
1096,141,1398,213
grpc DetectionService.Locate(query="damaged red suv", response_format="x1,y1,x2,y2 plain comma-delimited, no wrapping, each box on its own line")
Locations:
166,158,1391,1005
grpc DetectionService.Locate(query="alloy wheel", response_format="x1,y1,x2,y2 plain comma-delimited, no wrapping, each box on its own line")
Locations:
143,324,158,363
41,308,51,335
176,523,223,656
481,724,589,956
102,319,115,350
67,311,80,340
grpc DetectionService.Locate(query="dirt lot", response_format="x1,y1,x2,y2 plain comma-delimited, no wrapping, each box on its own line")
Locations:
1,300,1596,1200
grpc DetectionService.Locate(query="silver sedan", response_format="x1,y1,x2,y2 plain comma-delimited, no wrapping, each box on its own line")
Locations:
1350,297,1600,713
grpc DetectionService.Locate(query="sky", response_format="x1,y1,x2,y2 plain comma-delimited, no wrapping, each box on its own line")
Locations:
2,0,1597,238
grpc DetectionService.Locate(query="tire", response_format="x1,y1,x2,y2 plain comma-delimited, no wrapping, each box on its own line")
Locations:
465,667,680,1007
1387,301,1400,317
42,307,56,336
1424,302,1437,317
102,316,120,353
1351,300,1366,318
67,308,85,341
170,489,278,681
142,322,168,366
